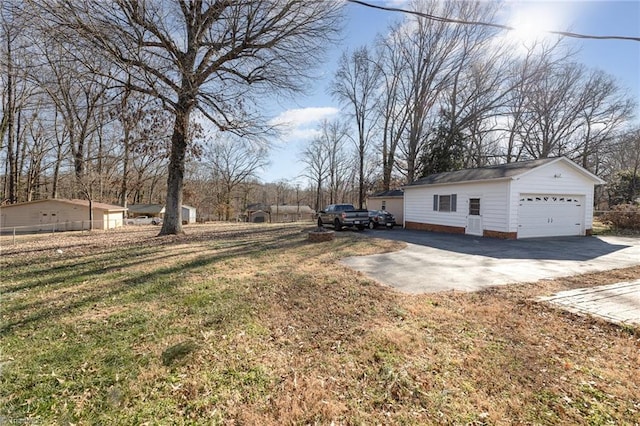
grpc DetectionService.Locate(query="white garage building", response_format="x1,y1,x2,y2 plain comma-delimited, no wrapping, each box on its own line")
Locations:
403,157,605,239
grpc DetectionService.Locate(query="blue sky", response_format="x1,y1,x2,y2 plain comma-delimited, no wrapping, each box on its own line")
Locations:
262,0,640,184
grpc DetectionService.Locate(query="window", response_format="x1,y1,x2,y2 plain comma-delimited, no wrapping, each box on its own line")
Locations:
433,194,457,212
381,201,386,210
469,198,480,216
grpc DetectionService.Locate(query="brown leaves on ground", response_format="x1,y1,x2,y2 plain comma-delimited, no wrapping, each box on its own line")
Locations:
1,223,639,425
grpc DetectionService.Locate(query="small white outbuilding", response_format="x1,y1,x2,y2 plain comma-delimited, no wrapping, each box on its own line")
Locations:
0,199,126,232
403,157,605,239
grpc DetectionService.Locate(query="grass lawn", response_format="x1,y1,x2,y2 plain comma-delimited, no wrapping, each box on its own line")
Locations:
1,223,639,425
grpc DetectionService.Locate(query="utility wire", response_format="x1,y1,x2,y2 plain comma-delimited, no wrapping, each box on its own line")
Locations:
347,0,640,43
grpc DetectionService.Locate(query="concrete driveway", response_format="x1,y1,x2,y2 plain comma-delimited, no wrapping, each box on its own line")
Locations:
342,229,640,293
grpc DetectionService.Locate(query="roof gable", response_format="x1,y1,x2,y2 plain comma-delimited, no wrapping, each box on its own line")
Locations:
405,157,604,187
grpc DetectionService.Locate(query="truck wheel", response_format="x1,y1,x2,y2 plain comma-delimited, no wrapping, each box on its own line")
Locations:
357,225,365,231
368,221,375,229
334,219,342,231
317,218,323,228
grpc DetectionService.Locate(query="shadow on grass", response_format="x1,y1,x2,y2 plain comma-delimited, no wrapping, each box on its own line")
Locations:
0,228,308,335
375,229,632,261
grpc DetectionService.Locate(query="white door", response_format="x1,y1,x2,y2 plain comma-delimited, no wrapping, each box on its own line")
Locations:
466,197,483,236
518,194,584,238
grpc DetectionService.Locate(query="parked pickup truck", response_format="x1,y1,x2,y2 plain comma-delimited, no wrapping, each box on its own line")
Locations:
317,204,370,231
125,216,162,226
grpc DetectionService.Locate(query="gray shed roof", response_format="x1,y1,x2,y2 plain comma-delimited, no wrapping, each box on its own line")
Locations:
405,157,603,187
369,189,404,198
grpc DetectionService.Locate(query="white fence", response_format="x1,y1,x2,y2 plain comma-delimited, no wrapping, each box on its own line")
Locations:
0,219,124,243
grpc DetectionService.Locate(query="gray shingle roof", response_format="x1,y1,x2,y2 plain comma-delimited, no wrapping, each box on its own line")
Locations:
406,157,561,187
370,189,404,198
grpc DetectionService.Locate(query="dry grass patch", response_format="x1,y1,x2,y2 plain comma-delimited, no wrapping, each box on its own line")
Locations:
1,223,639,425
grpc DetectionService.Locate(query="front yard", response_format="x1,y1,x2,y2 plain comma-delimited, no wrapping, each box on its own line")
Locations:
1,223,638,424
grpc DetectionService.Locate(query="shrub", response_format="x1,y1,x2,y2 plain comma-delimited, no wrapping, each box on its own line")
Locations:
601,203,640,231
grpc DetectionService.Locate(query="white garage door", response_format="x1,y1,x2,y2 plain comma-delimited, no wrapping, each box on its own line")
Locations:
518,194,584,238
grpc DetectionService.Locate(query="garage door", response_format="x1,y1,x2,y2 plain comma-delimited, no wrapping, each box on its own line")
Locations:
518,194,584,238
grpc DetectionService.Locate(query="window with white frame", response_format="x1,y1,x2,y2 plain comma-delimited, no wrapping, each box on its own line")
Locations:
433,194,457,212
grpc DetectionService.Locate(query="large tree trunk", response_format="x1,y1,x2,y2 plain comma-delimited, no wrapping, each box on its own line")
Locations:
159,102,191,235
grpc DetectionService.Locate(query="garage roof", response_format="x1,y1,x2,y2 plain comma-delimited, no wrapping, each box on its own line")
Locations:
1,198,127,211
369,189,404,198
405,157,605,187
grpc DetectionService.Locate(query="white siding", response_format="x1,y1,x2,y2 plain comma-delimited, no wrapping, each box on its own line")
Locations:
103,211,125,230
182,206,197,224
404,180,511,232
0,200,124,231
508,161,597,234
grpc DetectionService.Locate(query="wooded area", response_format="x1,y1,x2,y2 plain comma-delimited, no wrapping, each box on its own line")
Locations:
1,0,638,229
316,1,638,210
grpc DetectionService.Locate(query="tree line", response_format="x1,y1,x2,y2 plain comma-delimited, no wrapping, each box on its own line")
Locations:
1,0,343,233
2,1,638,229
303,0,638,210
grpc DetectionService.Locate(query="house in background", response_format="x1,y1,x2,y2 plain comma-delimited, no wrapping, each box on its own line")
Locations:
245,203,315,223
127,204,165,218
403,157,605,239
249,210,269,223
269,205,315,223
246,203,269,223
367,189,404,225
181,205,197,224
127,203,196,224
0,199,126,231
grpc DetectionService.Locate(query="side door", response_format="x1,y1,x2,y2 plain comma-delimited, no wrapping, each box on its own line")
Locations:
465,197,483,236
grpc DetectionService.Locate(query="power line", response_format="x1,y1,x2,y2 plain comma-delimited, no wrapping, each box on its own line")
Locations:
347,0,640,43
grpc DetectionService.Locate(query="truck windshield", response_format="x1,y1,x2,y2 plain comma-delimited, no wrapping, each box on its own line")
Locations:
336,205,353,211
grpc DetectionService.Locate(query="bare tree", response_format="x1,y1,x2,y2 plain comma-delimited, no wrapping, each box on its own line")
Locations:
389,0,477,184
115,88,172,208
300,136,330,212
1,2,39,203
31,0,343,234
573,69,634,170
318,119,352,204
203,137,269,221
512,59,633,173
375,34,409,190
33,32,112,202
331,46,380,208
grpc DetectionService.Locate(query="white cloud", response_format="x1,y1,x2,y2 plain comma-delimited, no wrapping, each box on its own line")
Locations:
270,107,339,127
270,106,339,142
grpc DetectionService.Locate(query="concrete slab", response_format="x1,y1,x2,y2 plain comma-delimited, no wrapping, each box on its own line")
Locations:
342,230,640,293
538,280,640,326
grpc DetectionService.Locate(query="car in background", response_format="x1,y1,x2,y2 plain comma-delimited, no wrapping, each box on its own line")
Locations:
126,216,163,226
368,210,396,229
